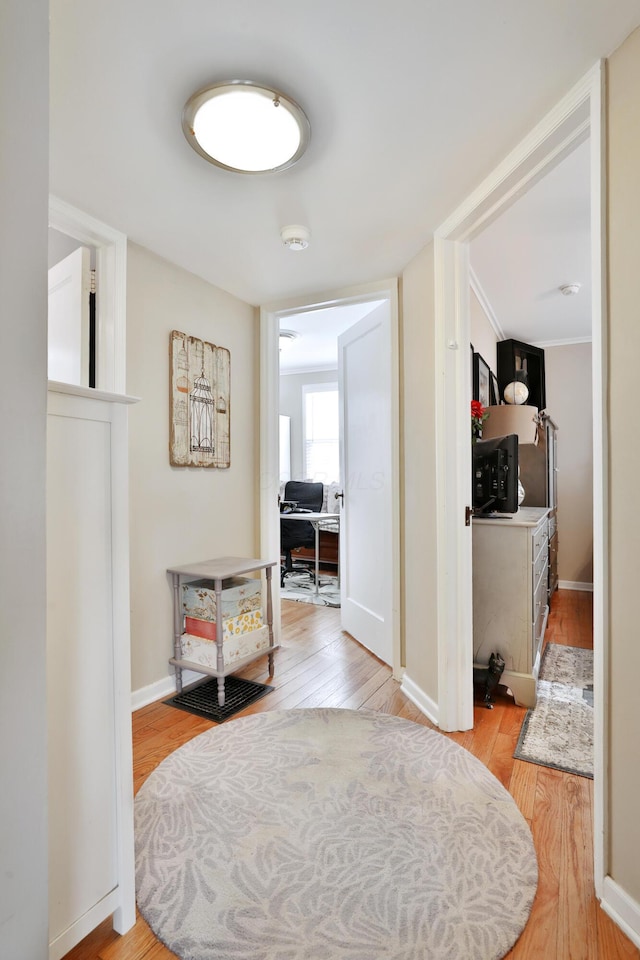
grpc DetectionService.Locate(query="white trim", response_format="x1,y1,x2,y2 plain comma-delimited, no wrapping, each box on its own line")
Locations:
531,336,593,348
601,878,640,949
49,197,127,394
400,674,440,727
131,668,204,712
589,61,608,901
259,305,284,645
49,888,120,960
434,236,474,732
281,363,339,376
47,380,139,405
558,580,594,592
469,266,505,340
108,399,136,935
433,59,609,915
260,279,401,678
436,72,591,243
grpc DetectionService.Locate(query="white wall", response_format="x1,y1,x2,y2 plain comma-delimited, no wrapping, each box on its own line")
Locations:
545,342,593,585
470,287,498,380
607,24,640,910
280,369,338,481
0,1,50,955
400,244,439,696
126,243,259,694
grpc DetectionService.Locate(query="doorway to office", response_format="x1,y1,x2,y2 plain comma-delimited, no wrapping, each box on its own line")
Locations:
259,280,401,675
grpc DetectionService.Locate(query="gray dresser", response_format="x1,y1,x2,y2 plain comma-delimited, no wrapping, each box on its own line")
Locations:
472,507,550,708
518,413,558,603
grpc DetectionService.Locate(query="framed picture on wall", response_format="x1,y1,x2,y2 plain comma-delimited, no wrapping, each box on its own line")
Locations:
473,352,491,407
169,330,231,468
490,371,500,406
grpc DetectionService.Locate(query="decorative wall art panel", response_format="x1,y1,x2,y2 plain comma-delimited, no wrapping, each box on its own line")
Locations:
169,330,230,468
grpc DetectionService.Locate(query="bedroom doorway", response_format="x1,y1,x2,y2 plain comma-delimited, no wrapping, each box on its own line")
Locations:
434,63,606,894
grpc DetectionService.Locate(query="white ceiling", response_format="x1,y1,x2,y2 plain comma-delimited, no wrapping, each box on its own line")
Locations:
278,301,384,374
50,1,640,311
470,138,592,346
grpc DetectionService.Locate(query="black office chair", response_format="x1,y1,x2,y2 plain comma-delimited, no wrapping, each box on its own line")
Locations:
280,480,324,587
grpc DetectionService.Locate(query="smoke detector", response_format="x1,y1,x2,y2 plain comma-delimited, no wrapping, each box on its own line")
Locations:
281,224,310,251
559,282,581,296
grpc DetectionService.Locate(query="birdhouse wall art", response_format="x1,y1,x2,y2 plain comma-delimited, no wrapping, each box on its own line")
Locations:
169,330,230,468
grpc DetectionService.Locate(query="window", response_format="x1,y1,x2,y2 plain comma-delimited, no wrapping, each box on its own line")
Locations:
302,384,339,483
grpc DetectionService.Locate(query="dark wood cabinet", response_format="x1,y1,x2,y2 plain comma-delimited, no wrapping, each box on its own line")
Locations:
291,529,339,568
497,338,546,410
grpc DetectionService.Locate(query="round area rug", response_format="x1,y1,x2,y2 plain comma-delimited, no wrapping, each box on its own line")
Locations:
135,709,537,960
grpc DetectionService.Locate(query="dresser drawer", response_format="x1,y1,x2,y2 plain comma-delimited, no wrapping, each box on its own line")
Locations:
532,518,548,562
533,540,548,586
533,564,548,620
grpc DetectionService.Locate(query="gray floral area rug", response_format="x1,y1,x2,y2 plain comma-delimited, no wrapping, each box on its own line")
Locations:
281,571,340,606
514,643,593,778
135,708,537,960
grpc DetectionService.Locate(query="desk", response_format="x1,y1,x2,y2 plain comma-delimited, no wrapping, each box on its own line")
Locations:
167,556,278,705
282,512,340,595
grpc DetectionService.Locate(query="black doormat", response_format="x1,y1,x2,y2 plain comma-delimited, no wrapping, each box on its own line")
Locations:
165,675,274,723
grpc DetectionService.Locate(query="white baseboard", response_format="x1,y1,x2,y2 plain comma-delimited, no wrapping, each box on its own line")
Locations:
558,580,594,592
131,668,203,712
400,674,440,727
601,876,640,949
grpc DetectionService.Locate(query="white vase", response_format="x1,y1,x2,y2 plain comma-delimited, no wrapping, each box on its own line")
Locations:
518,479,525,506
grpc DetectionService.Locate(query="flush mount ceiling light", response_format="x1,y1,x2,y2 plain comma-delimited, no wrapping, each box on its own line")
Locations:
559,282,581,296
280,224,310,251
182,80,311,174
279,330,298,351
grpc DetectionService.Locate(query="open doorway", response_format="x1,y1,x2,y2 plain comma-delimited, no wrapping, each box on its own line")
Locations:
433,63,607,896
48,229,97,387
468,135,593,708
278,304,362,607
48,196,127,394
260,281,401,676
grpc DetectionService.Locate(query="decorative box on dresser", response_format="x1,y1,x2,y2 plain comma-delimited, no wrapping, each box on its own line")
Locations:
472,507,550,708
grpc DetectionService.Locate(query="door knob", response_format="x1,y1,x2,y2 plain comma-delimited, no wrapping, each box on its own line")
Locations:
335,491,344,503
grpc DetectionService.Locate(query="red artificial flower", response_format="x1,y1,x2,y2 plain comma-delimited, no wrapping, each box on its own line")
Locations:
471,400,485,420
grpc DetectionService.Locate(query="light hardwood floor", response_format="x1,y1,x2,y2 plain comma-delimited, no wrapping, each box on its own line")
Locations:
64,589,639,960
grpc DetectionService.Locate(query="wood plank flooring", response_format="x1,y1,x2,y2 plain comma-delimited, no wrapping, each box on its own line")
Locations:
63,589,639,960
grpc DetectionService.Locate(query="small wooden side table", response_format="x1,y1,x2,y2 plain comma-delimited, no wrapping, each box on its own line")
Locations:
167,556,278,706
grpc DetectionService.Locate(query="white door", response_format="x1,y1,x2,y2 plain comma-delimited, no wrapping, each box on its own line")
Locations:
338,303,393,664
48,246,91,385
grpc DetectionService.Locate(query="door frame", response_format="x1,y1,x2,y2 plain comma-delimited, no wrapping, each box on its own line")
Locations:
259,279,402,676
433,62,607,895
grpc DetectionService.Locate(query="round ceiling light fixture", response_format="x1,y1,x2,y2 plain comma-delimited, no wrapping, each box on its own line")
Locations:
559,282,581,296
182,80,311,174
279,330,298,351
280,224,310,251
